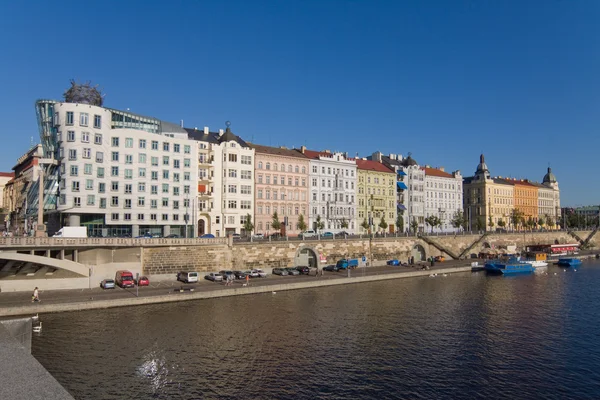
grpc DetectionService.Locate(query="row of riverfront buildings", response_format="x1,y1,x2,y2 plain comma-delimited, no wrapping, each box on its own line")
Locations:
1,83,561,237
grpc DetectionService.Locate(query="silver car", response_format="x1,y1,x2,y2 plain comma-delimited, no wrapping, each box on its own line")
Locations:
272,268,289,276
252,269,267,278
286,268,300,276
205,272,223,282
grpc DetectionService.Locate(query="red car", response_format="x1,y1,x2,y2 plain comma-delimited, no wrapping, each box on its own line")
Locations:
136,276,150,286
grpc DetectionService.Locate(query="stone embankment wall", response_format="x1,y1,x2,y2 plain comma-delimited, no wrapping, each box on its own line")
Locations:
140,231,596,275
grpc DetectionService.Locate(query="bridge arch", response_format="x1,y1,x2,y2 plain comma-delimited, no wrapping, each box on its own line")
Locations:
0,253,89,277
294,246,319,268
412,244,426,262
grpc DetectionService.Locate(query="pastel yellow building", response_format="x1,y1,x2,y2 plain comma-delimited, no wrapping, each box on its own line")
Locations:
356,159,396,233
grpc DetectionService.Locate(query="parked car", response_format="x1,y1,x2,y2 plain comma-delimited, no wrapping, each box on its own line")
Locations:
321,232,334,238
272,268,289,276
387,259,400,266
244,270,259,278
323,264,338,272
434,256,445,262
286,267,300,276
336,231,350,237
165,234,180,238
200,233,215,238
135,276,150,286
252,269,267,278
299,230,317,239
100,279,115,289
269,232,284,239
177,271,199,283
219,270,235,281
296,266,310,275
231,233,242,240
115,270,135,288
233,270,247,279
205,272,223,282
252,233,264,240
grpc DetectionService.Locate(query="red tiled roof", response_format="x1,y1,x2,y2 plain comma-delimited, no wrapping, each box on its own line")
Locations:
422,167,453,178
355,159,394,173
249,143,308,159
0,172,14,178
299,149,334,159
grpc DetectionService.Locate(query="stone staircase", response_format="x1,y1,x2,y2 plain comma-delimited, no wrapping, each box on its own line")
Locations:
418,235,460,260
567,229,584,245
457,233,489,259
581,227,599,249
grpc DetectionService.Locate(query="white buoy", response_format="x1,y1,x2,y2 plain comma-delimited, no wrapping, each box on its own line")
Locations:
32,322,42,333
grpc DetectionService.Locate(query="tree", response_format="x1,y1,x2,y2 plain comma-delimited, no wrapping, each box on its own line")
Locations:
546,214,555,229
538,216,545,229
340,218,349,229
425,215,440,233
451,211,465,231
475,216,485,231
497,219,506,228
379,216,388,232
243,214,254,235
361,218,369,232
316,215,325,232
510,209,524,230
488,215,494,230
396,212,404,233
526,216,535,230
297,214,307,232
410,219,419,234
271,212,281,231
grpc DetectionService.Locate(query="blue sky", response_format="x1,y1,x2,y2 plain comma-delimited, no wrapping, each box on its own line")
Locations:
0,1,598,206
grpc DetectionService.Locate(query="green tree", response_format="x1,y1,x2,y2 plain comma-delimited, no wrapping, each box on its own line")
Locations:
361,218,369,232
379,216,388,232
526,216,535,230
538,216,545,229
425,215,440,233
497,219,506,228
510,209,524,230
297,214,307,232
316,215,325,231
340,218,349,229
546,214,555,229
271,212,281,231
243,214,254,236
451,211,465,231
488,215,494,230
410,219,419,234
396,211,404,233
475,216,485,231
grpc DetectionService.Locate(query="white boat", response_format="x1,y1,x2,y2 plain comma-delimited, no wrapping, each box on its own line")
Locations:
523,260,548,268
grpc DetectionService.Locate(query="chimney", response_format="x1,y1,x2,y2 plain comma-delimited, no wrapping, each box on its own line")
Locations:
389,153,396,160
219,128,224,136
180,119,184,128
204,126,209,134
439,166,445,172
300,145,306,154
324,149,331,154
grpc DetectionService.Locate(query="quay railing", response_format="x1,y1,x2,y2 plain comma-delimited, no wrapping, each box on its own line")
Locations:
0,237,228,248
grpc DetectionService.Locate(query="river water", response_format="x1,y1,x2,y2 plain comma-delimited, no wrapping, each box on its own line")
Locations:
33,262,600,400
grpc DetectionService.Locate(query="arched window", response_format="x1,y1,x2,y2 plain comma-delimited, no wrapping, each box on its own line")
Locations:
301,166,306,174
295,165,299,173
280,164,285,172
274,163,278,171
288,165,293,172
266,162,271,170
258,162,263,169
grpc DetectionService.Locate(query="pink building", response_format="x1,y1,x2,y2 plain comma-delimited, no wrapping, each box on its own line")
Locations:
250,144,309,237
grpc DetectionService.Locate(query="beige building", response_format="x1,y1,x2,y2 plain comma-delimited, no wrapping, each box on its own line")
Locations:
0,172,14,210
251,144,309,236
356,158,396,233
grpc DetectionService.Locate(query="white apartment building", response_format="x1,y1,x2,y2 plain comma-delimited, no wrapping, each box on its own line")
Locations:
423,166,463,232
299,147,357,233
186,125,255,237
372,152,425,233
39,98,198,238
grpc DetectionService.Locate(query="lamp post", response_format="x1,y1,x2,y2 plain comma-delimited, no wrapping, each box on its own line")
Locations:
184,194,189,238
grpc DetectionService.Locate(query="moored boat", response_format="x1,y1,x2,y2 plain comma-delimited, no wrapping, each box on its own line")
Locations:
484,258,536,275
557,258,582,267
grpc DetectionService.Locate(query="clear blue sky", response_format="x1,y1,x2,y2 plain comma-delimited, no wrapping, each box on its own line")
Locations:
1,1,598,206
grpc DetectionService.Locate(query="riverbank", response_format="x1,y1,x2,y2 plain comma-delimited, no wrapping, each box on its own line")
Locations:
0,264,473,317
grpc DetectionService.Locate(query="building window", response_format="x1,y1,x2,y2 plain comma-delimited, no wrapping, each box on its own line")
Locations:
228,154,237,162
163,142,170,152
72,181,80,192
93,115,101,128
87,195,95,205
111,137,119,147
112,151,119,162
151,185,158,195
125,199,132,209
111,166,119,176
80,113,89,126
125,184,132,194
162,198,169,207
151,171,158,180
241,185,251,195
183,185,189,194
184,145,191,154
173,159,180,169
66,111,74,125
111,213,119,221
138,197,145,206
163,170,169,179
228,185,237,193
184,172,190,181
162,184,169,193
125,154,133,164
124,213,132,221
69,149,77,160
241,170,251,180
111,196,119,207
137,214,144,220
70,165,78,176
173,187,180,196
241,155,252,165
94,133,102,145
98,182,105,193
81,131,90,143
139,168,146,178
228,200,237,209
139,139,146,149
67,131,75,142
162,214,169,221
97,167,104,178
241,200,251,210
86,179,93,190
82,148,91,159
111,181,119,191
139,153,146,164
173,144,180,153
228,169,237,178
138,182,145,192
125,138,133,148
184,159,190,168
150,214,157,221
163,156,169,166
151,141,158,150
173,200,179,210
151,156,158,166
84,164,92,175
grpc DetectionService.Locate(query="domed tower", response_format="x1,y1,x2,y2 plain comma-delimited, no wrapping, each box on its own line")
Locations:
63,80,104,106
542,167,558,189
474,154,490,180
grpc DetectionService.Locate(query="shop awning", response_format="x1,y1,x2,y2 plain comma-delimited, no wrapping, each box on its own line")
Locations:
397,204,407,211
397,170,407,176
396,182,408,190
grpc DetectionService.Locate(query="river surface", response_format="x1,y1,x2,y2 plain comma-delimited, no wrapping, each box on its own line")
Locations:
33,262,600,400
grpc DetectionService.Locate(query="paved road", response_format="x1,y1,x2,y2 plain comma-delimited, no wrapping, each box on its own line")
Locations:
0,259,477,311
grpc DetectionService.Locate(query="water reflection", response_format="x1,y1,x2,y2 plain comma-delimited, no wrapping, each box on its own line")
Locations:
33,263,600,400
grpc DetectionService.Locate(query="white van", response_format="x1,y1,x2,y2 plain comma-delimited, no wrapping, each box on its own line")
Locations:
177,271,199,283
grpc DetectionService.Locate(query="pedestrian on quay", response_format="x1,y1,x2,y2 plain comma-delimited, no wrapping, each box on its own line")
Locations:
245,274,250,286
31,287,40,302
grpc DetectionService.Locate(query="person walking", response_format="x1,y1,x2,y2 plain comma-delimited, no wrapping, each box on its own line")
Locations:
245,274,250,286
31,287,40,302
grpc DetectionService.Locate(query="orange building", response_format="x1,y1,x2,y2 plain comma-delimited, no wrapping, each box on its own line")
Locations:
513,179,539,225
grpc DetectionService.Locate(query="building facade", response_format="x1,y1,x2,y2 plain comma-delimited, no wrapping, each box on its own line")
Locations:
299,147,357,233
250,144,309,236
423,166,463,232
37,93,199,238
513,179,539,226
0,172,14,211
186,126,255,237
355,159,396,233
